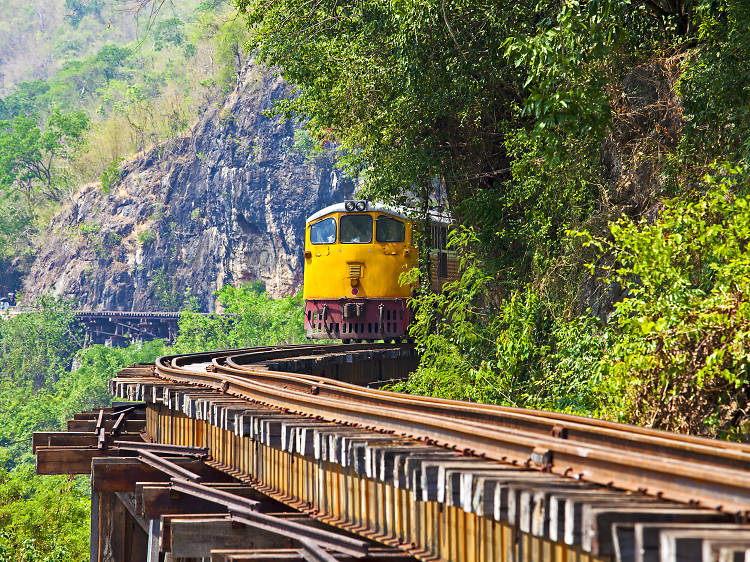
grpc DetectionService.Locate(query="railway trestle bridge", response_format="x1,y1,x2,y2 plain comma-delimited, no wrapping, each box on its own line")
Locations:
3,309,229,345
35,344,750,562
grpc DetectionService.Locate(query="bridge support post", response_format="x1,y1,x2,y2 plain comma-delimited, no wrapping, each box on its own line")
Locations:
146,519,160,562
89,491,99,562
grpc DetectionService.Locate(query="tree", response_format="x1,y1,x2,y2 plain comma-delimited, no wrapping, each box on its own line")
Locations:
0,297,82,467
0,203,31,260
233,0,609,282
236,0,525,207
64,0,105,27
0,109,89,202
0,296,81,390
153,17,186,51
0,80,50,120
95,45,132,83
0,465,89,561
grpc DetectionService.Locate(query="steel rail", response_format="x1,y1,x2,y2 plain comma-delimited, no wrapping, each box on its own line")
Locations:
113,441,208,458
217,355,750,469
223,349,750,456
168,478,262,513
167,343,392,370
138,450,203,482
151,345,750,515
157,361,750,513
177,348,750,467
228,514,367,559
168,478,370,557
298,539,340,562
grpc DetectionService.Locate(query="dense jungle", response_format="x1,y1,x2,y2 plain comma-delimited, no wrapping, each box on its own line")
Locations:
1,0,749,558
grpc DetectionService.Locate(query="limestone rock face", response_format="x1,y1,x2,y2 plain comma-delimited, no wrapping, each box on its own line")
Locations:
23,64,354,311
582,57,685,322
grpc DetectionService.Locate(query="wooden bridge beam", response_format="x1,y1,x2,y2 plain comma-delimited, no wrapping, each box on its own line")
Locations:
136,482,285,519
32,431,142,451
92,457,235,492
165,515,300,558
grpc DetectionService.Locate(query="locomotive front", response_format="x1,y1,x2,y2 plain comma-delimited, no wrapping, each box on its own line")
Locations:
303,200,417,342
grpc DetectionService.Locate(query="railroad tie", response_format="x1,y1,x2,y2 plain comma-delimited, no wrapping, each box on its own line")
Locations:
96,350,750,562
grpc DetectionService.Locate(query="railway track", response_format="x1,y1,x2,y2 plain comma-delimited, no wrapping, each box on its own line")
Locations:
38,343,750,561
154,343,750,514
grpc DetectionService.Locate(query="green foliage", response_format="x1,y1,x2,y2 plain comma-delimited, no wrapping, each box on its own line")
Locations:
0,297,81,467
0,296,80,389
99,157,123,192
1,0,247,195
0,283,303,555
292,128,314,154
153,17,187,51
0,300,167,555
396,229,604,413
0,203,32,261
461,130,600,283
0,465,89,561
65,0,105,27
0,81,50,121
152,268,184,311
239,0,750,440
190,7,249,93
678,1,750,162
65,340,167,416
0,296,156,467
238,0,522,204
0,1,252,286
0,110,89,203
502,0,616,144
94,45,132,83
138,228,156,246
580,164,750,436
174,283,307,351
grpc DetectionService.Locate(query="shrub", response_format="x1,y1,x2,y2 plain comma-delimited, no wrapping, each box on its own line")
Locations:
100,157,123,192
137,228,156,246
174,282,307,351
397,227,605,413
581,164,750,437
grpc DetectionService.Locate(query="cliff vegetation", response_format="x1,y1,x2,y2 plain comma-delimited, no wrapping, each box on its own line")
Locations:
237,0,750,437
0,0,249,292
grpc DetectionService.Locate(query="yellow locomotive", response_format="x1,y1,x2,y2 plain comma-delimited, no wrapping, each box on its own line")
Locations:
303,200,457,341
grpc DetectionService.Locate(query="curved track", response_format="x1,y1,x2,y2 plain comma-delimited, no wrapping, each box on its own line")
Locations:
153,343,750,516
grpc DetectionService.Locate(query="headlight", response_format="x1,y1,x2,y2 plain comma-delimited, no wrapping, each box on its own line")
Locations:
345,201,355,212
355,200,367,211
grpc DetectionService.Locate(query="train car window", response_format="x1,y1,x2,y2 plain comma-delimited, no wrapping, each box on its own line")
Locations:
310,217,336,244
375,216,405,243
438,251,448,278
431,224,448,250
340,215,373,243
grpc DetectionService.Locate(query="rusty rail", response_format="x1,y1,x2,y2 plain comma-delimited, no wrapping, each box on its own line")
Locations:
152,344,750,516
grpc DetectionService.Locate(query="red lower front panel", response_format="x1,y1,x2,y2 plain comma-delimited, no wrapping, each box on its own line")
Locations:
305,299,411,340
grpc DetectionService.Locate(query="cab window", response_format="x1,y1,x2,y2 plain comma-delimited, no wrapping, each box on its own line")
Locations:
340,215,373,243
310,217,336,244
376,216,405,243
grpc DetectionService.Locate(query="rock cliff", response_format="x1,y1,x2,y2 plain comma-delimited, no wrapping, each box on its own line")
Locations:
22,63,354,311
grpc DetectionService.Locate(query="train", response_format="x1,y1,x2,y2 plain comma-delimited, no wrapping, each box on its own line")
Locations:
303,199,458,342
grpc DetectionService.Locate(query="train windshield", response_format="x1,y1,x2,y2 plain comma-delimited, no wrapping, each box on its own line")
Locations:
310,217,336,244
376,216,405,243
340,215,373,243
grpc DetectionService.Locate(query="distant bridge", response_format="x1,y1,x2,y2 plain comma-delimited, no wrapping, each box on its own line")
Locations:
75,311,183,345
2,308,222,346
